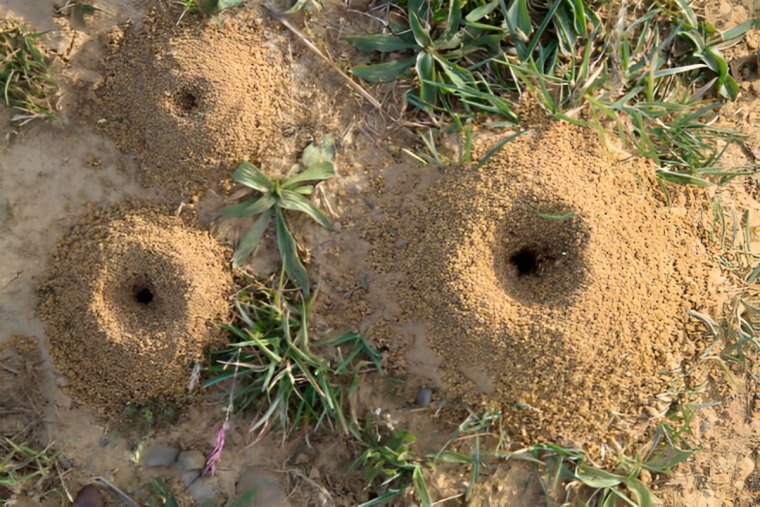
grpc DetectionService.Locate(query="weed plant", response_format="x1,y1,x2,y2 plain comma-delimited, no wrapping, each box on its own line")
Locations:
0,22,56,125
347,0,760,179
226,136,336,296
0,439,60,502
204,277,382,440
352,421,431,507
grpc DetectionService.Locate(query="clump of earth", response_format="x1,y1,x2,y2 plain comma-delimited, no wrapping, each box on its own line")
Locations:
371,121,718,452
39,208,232,409
87,8,291,199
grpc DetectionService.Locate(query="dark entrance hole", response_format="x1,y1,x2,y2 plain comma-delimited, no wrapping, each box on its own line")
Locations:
175,89,199,112
134,287,154,305
510,248,540,277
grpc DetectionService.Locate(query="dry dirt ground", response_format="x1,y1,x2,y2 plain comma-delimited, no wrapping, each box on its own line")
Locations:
1,0,759,506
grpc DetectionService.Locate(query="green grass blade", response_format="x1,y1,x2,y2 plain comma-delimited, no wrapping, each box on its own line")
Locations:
344,34,418,52
476,129,527,169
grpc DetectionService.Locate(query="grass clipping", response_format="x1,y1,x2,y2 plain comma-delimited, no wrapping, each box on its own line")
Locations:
383,122,717,451
39,209,232,409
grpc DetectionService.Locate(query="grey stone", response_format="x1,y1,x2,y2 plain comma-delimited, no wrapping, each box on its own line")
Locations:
416,387,432,407
188,477,217,504
142,443,180,467
236,467,288,507
180,470,201,487
177,450,206,472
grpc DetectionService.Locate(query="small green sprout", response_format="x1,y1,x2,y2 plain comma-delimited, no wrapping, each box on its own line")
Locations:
226,136,336,296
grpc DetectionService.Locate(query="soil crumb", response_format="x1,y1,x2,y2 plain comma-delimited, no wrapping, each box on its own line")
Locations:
39,208,232,409
85,8,290,200
369,122,719,453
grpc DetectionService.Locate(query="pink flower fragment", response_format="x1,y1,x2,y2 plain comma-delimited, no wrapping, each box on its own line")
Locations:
203,420,230,476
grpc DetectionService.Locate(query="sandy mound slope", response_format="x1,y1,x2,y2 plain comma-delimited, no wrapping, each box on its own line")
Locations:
39,208,232,409
90,9,290,196
378,122,717,449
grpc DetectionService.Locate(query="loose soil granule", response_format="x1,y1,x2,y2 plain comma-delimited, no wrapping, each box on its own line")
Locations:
90,9,290,198
373,122,717,451
39,208,232,409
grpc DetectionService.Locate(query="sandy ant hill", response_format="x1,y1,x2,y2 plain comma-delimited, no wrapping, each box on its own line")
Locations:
83,10,291,200
39,208,231,409
370,122,719,453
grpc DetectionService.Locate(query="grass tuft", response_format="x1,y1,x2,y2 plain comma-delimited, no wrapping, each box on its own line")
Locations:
0,21,57,126
0,438,61,502
204,276,382,441
346,0,760,181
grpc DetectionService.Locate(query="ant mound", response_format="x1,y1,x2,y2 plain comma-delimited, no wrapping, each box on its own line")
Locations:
39,208,232,409
392,123,716,451
90,10,289,197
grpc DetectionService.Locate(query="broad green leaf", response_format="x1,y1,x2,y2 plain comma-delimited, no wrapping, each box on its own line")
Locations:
224,193,277,218
415,51,436,108
279,189,332,228
576,466,624,488
232,208,273,268
275,207,310,296
506,0,532,43
643,445,693,472
409,9,433,48
675,0,698,28
282,162,335,189
351,57,416,82
624,477,656,507
465,0,498,22
441,0,462,42
293,185,314,195
344,34,418,52
301,135,336,169
232,161,274,192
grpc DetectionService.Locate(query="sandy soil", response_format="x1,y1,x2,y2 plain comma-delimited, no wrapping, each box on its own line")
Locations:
0,0,759,506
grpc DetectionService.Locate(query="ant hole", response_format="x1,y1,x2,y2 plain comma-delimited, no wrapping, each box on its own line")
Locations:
510,248,540,277
134,288,154,305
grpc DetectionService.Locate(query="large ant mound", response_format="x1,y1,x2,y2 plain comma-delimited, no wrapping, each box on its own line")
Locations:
388,122,717,451
39,208,232,409
90,10,290,196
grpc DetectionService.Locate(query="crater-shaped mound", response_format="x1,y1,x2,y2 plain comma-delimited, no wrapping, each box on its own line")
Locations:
91,10,290,195
391,122,715,449
39,208,232,408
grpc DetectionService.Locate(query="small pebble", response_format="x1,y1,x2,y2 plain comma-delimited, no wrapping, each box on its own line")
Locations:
416,387,432,407
237,467,287,506
180,469,201,487
177,449,206,472
71,485,104,507
188,477,216,503
142,443,180,467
